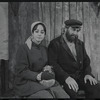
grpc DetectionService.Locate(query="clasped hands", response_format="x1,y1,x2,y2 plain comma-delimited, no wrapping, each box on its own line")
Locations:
37,65,55,88
65,75,97,92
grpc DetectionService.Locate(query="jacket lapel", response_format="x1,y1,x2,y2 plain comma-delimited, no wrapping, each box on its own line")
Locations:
60,35,83,69
75,39,83,70
60,36,76,61
75,41,80,62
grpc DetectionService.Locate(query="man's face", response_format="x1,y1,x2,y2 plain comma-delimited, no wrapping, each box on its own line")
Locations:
65,26,81,42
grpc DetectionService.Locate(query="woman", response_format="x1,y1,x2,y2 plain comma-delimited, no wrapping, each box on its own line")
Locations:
14,21,70,98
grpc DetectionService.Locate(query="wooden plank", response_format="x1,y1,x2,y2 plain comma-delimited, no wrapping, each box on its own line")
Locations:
83,2,92,73
96,15,100,80
26,2,39,41
89,3,97,78
0,60,1,96
9,3,23,91
0,60,6,95
39,2,43,21
18,2,27,43
83,2,91,57
69,2,77,19
31,2,39,21
55,2,63,38
76,2,83,41
89,2,100,79
41,2,51,47
39,2,46,46
83,2,97,78
5,60,9,94
19,2,39,42
0,2,8,17
62,2,69,25
0,60,9,96
9,2,20,74
0,3,8,60
50,2,55,41
26,2,34,41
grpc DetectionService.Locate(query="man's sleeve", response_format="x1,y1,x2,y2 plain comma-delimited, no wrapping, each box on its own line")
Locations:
48,41,69,83
15,45,38,81
83,43,94,77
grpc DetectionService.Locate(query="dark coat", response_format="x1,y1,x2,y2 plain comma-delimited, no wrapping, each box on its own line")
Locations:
48,35,93,84
14,42,54,96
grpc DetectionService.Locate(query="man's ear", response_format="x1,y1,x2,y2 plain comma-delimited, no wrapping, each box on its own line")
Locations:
61,27,66,34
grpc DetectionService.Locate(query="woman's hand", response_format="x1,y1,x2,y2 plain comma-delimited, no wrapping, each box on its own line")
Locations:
36,72,43,81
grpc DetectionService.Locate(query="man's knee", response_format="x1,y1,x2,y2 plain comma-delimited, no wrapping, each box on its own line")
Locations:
85,80,99,89
50,85,70,98
84,81,100,98
63,83,78,98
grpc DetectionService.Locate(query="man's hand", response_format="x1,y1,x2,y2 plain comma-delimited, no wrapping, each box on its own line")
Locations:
84,75,97,85
65,76,79,92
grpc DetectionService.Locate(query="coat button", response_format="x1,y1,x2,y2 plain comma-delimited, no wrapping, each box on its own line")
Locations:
80,61,82,64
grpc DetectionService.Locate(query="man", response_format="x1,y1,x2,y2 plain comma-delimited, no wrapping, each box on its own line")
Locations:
48,19,100,98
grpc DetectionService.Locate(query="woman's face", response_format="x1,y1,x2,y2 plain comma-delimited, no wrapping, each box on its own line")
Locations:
32,24,45,44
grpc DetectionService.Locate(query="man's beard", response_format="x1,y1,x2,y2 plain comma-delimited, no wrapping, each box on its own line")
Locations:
65,31,78,43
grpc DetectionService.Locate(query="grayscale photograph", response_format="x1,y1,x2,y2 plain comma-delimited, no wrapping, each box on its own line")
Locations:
0,2,100,99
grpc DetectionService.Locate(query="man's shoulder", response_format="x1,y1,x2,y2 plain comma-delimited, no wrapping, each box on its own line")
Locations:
48,36,61,48
50,36,61,44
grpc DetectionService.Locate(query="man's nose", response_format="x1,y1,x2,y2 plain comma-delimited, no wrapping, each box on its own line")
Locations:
74,31,77,35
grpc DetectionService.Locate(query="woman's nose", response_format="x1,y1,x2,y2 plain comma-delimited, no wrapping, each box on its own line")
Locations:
38,32,42,35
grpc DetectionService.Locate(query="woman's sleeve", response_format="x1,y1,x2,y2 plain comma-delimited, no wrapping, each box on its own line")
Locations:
15,45,38,81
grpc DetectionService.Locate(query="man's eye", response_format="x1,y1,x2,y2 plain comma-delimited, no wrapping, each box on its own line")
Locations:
73,28,76,31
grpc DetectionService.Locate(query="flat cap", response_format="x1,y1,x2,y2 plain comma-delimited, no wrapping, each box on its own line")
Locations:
64,19,82,28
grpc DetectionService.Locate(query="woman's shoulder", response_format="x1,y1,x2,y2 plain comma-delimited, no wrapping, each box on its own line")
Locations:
17,43,28,52
40,44,47,49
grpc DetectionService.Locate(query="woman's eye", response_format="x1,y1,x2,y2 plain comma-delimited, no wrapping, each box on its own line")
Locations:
35,30,39,33
41,31,45,34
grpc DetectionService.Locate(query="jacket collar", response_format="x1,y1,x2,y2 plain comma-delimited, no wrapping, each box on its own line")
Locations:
25,36,32,50
25,37,42,50
59,35,83,70
60,35,76,61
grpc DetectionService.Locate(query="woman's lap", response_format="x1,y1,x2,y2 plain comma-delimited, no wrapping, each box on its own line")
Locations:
28,85,70,98
28,90,53,98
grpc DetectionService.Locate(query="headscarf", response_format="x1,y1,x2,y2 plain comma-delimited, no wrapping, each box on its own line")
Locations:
25,21,45,50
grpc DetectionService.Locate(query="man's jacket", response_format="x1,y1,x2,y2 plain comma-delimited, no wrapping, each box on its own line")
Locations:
48,35,93,84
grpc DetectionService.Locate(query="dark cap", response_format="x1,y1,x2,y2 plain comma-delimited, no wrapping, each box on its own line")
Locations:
64,19,82,28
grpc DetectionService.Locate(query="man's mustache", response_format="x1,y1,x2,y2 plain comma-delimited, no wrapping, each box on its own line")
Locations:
70,34,78,37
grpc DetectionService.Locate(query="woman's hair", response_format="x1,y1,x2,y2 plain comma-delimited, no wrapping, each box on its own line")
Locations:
32,23,46,34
